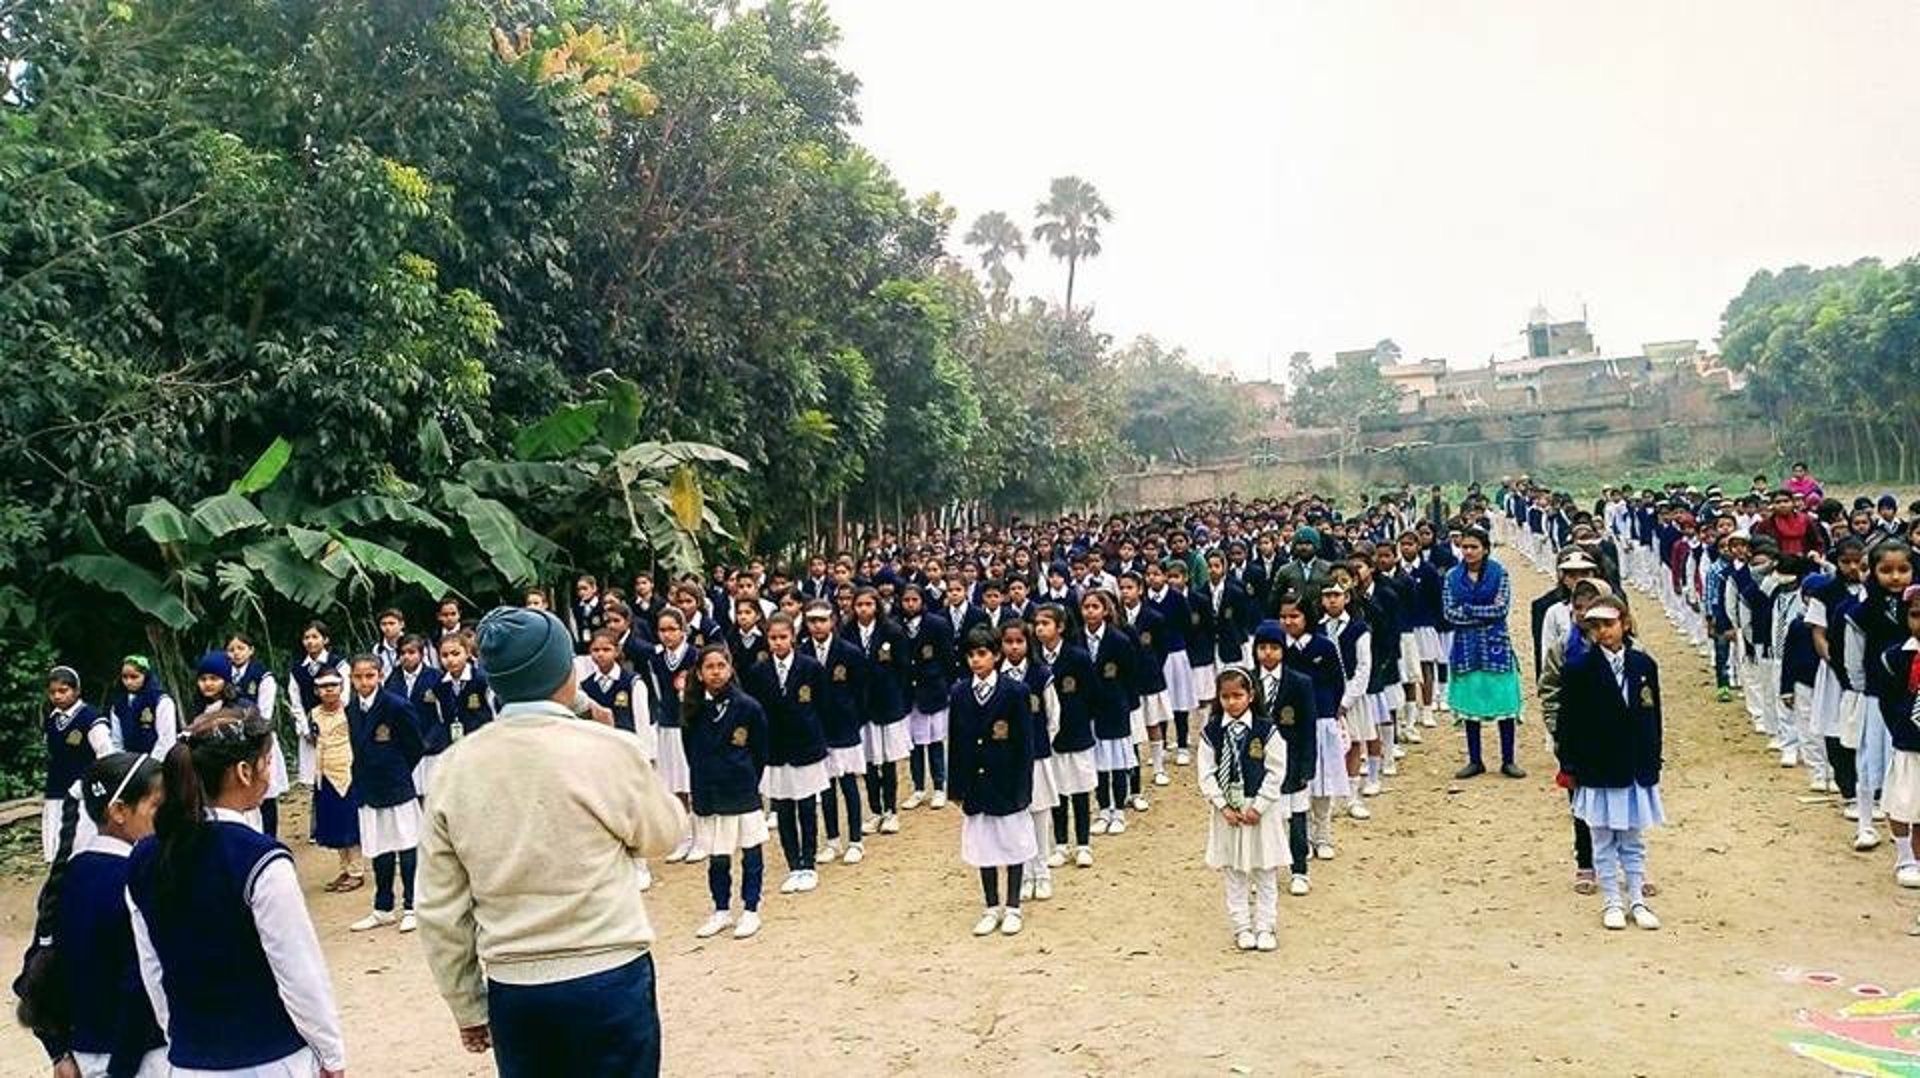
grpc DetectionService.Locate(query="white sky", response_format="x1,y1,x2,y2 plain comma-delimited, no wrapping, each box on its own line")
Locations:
827,0,1920,378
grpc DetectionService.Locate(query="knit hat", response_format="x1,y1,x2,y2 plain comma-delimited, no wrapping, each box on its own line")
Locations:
193,652,230,679
477,606,575,704
1293,526,1321,548
1253,619,1286,646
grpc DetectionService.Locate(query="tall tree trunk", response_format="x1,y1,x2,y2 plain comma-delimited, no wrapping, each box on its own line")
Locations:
1064,255,1077,316
1865,416,1884,479
1848,421,1864,482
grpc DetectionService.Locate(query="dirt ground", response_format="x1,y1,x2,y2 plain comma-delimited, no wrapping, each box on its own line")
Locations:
4,550,1918,1077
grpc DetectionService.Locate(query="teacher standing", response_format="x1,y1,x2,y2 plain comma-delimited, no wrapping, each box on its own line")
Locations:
418,607,686,1076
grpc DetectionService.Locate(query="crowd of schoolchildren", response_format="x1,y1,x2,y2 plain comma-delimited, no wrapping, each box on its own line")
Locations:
1503,463,1920,930
18,471,1917,1074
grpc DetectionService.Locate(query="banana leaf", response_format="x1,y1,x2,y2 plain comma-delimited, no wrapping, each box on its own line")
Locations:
55,554,196,629
190,492,269,539
230,436,293,495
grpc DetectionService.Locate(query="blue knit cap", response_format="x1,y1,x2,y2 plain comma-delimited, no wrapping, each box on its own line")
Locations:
1253,619,1286,646
476,606,575,703
194,652,230,679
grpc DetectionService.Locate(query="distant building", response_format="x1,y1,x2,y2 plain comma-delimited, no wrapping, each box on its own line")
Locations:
1379,358,1447,413
1524,304,1595,359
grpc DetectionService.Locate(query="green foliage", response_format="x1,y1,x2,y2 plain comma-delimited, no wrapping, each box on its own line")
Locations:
0,629,57,801
1720,255,1920,482
1032,176,1112,315
1113,336,1249,465
1288,355,1401,433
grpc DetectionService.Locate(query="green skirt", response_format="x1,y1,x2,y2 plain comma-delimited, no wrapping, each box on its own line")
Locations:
1450,669,1523,723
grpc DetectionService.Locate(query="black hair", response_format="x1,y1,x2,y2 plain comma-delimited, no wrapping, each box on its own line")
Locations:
962,627,1000,656
153,708,275,911
82,752,163,827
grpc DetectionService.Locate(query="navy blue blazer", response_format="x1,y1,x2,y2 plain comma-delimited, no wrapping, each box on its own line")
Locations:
384,665,446,752
1281,635,1345,719
842,618,909,724
902,613,957,714
947,674,1035,817
685,686,769,816
1042,644,1098,753
743,653,830,768
1254,664,1319,793
1554,647,1664,788
1082,627,1138,741
347,690,425,808
1118,605,1169,696
800,634,867,750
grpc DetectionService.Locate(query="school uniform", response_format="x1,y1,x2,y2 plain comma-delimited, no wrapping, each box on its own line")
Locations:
127,809,346,1074
902,612,956,749
745,652,830,875
1041,643,1101,797
1005,657,1063,813
1146,585,1199,711
1119,603,1172,740
647,643,697,794
1324,614,1374,746
804,633,869,779
1555,645,1665,910
347,690,426,869
372,638,402,678
949,673,1038,867
385,663,446,797
727,627,771,682
685,685,771,855
287,652,346,787
572,594,607,653
1198,711,1289,935
1254,662,1320,876
42,702,109,863
1283,632,1351,848
581,661,656,759
1865,640,1920,824
57,835,167,1077
108,679,177,761
429,665,496,741
847,618,912,765
1083,625,1139,774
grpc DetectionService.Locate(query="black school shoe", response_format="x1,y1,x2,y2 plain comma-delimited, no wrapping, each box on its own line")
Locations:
1500,762,1528,779
1454,761,1487,780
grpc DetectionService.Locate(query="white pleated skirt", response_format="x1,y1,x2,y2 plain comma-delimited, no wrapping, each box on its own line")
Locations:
1838,692,1867,750
1051,749,1099,794
695,810,770,855
908,707,949,745
1810,666,1844,739
1163,651,1198,711
824,743,868,778
762,760,830,800
1030,757,1061,808
1399,633,1422,682
1414,627,1445,663
655,728,691,794
1092,737,1135,771
267,730,291,798
358,800,422,858
1136,690,1172,734
1571,783,1666,830
1342,702,1377,743
863,719,913,764
1277,788,1312,815
412,753,440,798
961,810,1039,867
1192,662,1219,702
1204,812,1290,871
1308,719,1352,799
1881,751,1920,823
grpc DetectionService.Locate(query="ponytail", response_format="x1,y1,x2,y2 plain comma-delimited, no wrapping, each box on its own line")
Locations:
152,707,272,910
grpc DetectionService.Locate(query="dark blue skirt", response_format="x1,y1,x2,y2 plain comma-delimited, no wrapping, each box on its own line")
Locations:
311,776,361,849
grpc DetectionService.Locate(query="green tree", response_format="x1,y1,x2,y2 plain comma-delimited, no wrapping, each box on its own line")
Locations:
1113,336,1248,465
964,210,1027,314
1031,176,1112,316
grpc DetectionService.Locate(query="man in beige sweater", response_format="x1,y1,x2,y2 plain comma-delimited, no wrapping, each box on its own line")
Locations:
418,606,685,1077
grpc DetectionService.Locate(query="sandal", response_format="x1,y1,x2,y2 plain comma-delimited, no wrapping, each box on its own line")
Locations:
337,874,366,893
323,872,351,893
1573,869,1597,895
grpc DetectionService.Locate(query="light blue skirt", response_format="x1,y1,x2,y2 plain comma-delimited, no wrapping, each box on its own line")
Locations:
1572,783,1666,830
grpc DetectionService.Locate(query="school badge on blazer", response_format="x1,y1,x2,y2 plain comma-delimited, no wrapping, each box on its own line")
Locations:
920,643,935,660
614,691,629,708
1249,737,1265,760
1278,705,1295,726
730,726,749,747
466,693,481,710
374,723,392,743
139,708,154,727
1639,684,1654,707
797,685,813,703
1029,694,1042,712
66,729,82,746
990,719,1010,740
879,642,892,660
1103,662,1118,679
1141,631,1153,646
1059,676,1077,694
831,664,848,682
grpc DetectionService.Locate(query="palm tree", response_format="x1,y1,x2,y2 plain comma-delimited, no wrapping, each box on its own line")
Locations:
1031,176,1112,316
963,210,1027,313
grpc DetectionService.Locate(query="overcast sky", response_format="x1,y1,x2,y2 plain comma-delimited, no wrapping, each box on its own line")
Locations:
827,0,1920,379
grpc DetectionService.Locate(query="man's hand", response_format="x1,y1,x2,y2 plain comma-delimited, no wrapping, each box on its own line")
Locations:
587,703,614,726
460,1025,492,1053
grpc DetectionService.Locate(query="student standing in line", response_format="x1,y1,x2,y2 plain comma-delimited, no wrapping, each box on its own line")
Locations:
42,667,112,863
107,656,177,762
1198,668,1288,952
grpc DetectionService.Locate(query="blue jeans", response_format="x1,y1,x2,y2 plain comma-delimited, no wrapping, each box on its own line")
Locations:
489,955,660,1077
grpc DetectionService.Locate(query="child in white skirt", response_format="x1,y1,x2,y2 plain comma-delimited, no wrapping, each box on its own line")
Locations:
1000,620,1061,901
1554,599,1664,931
1864,584,1920,891
1035,604,1100,869
948,629,1038,936
1145,561,1197,786
1080,589,1142,836
345,654,427,933
41,665,110,862
1278,598,1351,860
650,608,699,862
1198,668,1288,951
687,645,771,940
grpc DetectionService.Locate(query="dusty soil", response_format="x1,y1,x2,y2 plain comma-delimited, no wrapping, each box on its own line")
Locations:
3,551,1916,1076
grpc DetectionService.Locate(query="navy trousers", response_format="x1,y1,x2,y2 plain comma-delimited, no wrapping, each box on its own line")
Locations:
489,954,661,1077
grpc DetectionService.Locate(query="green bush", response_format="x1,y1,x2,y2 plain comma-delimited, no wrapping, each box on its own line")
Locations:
0,629,57,801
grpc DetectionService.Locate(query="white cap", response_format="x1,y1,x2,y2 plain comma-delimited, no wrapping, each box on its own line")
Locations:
1582,601,1624,622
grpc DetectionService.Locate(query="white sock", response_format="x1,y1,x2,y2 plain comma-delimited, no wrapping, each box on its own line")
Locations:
1897,833,1918,869
1152,741,1166,772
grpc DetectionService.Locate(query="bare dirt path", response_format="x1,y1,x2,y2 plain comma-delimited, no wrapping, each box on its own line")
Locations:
3,550,1916,1076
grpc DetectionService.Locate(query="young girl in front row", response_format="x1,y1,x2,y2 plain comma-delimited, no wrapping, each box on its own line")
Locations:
431,630,495,742
948,629,1037,937
1035,604,1099,870
999,620,1061,902
1554,597,1664,930
686,645,770,941
346,654,425,934
1864,585,1920,891
1198,668,1289,952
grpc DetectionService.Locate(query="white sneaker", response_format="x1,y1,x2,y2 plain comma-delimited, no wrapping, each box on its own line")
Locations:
1091,813,1111,836
973,909,1002,937
1391,745,1408,760
1129,794,1150,812
1897,864,1920,889
695,911,734,939
1779,748,1799,768
1289,874,1311,896
1109,812,1128,835
818,841,839,864
929,790,947,809
902,790,926,810
796,870,819,893
666,838,692,863
1153,770,1171,788
780,872,803,895
684,843,709,863
1808,775,1828,792
1630,904,1661,930
1602,905,1628,931
1035,878,1054,901
634,862,652,892
1255,930,1278,952
1348,800,1372,820
864,815,887,834
842,842,865,865
1844,803,1861,822
1383,760,1400,777
1420,713,1437,728
1406,726,1424,744
1766,737,1784,750
1854,828,1881,851
1175,748,1192,766
1001,909,1024,936
1235,929,1256,951
1047,848,1069,868
1314,842,1335,860
1361,779,1382,797
397,910,418,933
350,911,396,932
1874,806,1889,822
1018,878,1035,901
1074,846,1093,868
880,813,900,834
1825,779,1841,794
733,911,761,939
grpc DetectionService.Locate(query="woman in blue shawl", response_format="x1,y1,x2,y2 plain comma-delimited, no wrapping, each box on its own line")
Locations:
1442,527,1526,779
